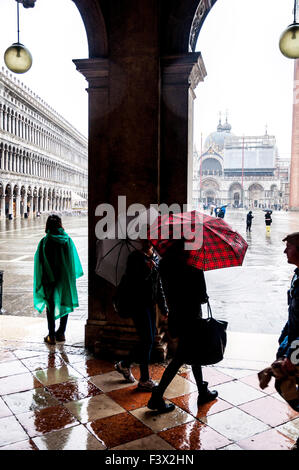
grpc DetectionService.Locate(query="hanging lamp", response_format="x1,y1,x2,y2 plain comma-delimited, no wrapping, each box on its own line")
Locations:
4,0,32,73
279,0,299,58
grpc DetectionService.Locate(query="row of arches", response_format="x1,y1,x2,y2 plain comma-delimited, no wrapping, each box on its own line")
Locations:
199,179,281,208
0,182,77,219
0,103,87,168
0,142,86,186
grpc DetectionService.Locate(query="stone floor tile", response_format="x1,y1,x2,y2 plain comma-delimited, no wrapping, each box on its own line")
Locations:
21,353,66,371
89,371,138,393
0,439,38,450
214,380,265,406
0,415,29,447
16,405,79,437
219,443,243,450
205,407,269,441
64,394,125,423
240,373,276,394
0,359,29,378
46,377,102,403
0,350,16,363
131,364,166,382
214,367,259,379
107,385,154,411
86,412,153,449
271,392,286,402
158,420,231,450
239,395,299,427
237,428,295,450
180,367,233,387
13,350,42,360
33,364,83,386
276,417,299,441
111,434,175,450
0,372,42,395
131,405,194,433
162,375,198,400
171,391,232,421
2,387,60,414
0,396,13,418
32,424,106,450
58,352,93,365
70,357,115,377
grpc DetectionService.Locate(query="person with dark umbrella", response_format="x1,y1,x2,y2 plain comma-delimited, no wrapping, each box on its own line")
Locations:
114,239,169,391
246,211,254,232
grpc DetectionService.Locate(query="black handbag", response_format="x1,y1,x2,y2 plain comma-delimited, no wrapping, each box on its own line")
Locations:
178,301,228,366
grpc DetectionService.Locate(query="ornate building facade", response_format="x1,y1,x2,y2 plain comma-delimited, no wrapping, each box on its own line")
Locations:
193,118,290,209
0,67,88,219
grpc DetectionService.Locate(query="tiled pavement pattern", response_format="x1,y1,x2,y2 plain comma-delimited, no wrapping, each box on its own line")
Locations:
0,340,298,451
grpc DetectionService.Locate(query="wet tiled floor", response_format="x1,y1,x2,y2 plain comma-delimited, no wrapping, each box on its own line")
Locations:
0,336,298,450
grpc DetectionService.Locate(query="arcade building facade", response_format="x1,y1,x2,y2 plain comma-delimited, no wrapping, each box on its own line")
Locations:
193,118,290,210
0,67,88,219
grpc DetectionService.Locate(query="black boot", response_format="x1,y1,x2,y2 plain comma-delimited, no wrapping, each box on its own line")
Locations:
197,381,218,405
147,388,175,413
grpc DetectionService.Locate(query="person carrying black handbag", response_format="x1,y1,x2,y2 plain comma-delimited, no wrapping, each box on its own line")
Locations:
147,241,218,413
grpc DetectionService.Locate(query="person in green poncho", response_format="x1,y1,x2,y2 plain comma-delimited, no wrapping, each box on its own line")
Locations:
33,215,84,345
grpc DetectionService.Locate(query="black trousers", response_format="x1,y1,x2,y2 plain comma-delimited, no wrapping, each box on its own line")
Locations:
155,358,203,396
122,306,156,382
46,297,68,337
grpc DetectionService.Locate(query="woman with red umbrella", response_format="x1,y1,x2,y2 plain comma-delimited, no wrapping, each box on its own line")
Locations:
147,210,248,413
147,240,218,413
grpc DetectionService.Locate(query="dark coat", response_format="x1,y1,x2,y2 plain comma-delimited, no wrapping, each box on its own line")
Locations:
278,268,299,355
159,254,208,337
125,250,168,315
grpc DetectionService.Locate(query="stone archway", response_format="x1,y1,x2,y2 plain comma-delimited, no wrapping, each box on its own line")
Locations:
248,183,264,208
24,0,221,353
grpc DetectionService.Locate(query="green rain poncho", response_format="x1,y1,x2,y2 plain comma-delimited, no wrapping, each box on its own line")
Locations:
33,228,84,320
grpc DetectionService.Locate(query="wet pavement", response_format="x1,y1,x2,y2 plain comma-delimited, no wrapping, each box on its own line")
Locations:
0,209,299,451
0,316,298,451
0,208,298,334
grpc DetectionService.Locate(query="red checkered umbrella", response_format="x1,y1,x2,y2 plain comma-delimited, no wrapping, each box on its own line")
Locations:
148,210,248,271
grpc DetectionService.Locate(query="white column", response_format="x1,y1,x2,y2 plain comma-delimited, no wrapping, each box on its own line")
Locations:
23,194,28,218
15,195,20,218
0,196,5,220
8,195,13,218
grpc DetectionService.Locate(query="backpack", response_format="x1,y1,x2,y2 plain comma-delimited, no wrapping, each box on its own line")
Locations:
112,274,132,318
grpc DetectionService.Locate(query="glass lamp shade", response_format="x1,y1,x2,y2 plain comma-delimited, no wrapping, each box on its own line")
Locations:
279,23,299,58
4,42,32,73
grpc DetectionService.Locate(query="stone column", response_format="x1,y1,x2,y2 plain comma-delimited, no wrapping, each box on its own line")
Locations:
8,195,13,218
160,53,206,206
15,195,21,218
23,194,28,218
0,196,5,220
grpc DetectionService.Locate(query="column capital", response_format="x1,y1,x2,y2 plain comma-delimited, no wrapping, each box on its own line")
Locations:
161,52,207,89
73,58,109,90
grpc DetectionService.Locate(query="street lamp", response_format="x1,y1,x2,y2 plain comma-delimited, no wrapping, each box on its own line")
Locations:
279,0,299,58
4,1,32,74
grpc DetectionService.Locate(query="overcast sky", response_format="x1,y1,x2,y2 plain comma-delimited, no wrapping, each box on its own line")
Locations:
0,0,296,158
194,0,295,159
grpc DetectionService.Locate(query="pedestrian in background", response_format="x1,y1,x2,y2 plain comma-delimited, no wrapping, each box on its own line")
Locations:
246,211,254,232
114,239,169,391
264,210,272,233
33,214,83,345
